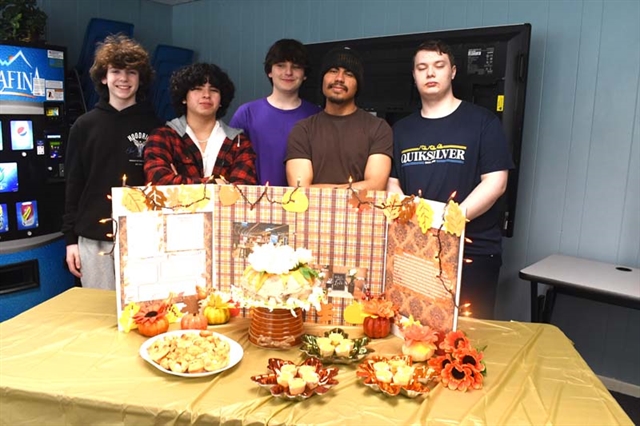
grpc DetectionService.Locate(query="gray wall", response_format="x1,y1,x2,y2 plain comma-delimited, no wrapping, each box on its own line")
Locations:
40,0,640,387
39,0,174,66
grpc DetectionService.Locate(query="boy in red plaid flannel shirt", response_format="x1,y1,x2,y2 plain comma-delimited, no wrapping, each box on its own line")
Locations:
144,63,257,185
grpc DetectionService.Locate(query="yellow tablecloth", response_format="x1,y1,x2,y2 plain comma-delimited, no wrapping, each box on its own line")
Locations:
0,288,632,425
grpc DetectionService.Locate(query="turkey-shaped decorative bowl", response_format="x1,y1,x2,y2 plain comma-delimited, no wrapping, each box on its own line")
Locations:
250,356,339,401
356,355,437,398
300,328,372,364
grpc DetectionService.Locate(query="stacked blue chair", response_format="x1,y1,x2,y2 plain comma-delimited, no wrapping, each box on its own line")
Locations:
150,44,195,122
76,18,134,111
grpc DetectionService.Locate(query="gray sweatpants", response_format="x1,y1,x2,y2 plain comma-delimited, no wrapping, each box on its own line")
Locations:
78,236,116,290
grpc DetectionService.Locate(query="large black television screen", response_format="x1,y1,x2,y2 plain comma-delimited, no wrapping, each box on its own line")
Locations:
301,24,531,237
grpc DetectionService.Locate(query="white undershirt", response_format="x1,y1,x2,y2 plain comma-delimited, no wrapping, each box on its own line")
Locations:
186,122,226,178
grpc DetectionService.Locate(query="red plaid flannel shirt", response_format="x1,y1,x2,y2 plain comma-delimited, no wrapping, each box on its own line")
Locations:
144,125,257,185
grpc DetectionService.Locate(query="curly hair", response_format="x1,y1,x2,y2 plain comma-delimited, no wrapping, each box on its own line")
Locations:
263,39,311,84
170,63,235,119
89,34,154,101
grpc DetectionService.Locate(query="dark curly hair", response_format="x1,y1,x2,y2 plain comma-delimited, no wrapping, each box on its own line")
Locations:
89,34,154,101
263,39,311,84
170,63,235,118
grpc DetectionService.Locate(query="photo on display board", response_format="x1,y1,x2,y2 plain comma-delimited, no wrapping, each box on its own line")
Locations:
0,204,9,233
15,200,38,230
232,222,290,259
0,162,19,193
10,120,34,150
0,121,3,150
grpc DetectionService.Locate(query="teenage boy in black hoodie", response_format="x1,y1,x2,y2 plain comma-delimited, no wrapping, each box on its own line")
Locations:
62,35,161,289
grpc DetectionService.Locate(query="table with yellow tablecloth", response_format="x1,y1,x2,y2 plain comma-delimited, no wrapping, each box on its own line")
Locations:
0,288,632,425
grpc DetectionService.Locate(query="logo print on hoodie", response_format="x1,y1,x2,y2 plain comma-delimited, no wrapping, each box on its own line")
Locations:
127,132,149,158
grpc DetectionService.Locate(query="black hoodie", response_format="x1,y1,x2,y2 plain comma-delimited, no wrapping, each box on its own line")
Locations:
62,99,161,244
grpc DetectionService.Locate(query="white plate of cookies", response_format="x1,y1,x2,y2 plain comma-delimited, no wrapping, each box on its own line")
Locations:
139,329,243,377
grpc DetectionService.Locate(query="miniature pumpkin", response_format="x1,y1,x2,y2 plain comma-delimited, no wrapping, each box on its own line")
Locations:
204,306,230,325
363,316,391,339
204,293,232,324
180,312,208,330
133,302,170,337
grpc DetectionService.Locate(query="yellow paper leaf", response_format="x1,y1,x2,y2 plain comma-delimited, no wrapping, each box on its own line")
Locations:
179,185,211,211
282,189,309,213
118,303,140,332
121,188,148,213
416,199,434,233
218,185,240,206
343,301,368,325
444,200,466,236
166,304,183,323
166,187,181,207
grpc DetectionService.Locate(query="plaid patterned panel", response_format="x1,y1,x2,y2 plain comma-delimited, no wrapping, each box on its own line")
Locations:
214,185,388,325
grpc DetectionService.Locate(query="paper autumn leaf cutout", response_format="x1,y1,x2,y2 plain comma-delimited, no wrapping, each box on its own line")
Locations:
416,199,434,233
118,302,140,332
121,188,148,212
282,189,309,213
317,302,334,324
349,191,373,212
144,186,168,210
397,199,416,224
344,301,368,325
444,200,466,236
383,193,401,220
180,185,211,211
218,185,240,206
166,186,181,207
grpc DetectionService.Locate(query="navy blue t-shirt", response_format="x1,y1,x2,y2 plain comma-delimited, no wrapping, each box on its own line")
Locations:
391,101,514,256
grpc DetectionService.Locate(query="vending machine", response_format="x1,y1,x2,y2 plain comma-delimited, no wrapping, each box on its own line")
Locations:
0,40,75,320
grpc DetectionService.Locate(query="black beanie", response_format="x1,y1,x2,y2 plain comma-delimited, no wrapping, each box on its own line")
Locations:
320,46,364,93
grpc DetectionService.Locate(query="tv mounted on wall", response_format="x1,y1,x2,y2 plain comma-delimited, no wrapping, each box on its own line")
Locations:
300,23,531,237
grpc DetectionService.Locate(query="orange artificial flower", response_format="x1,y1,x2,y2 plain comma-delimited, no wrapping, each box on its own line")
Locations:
362,297,396,319
439,329,470,352
428,353,453,375
453,347,486,374
133,302,168,325
440,362,482,392
402,323,439,346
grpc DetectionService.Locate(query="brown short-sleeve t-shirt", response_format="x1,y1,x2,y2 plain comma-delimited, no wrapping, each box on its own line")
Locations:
285,109,393,184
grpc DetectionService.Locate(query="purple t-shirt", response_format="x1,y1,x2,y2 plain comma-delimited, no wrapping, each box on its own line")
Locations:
229,98,320,186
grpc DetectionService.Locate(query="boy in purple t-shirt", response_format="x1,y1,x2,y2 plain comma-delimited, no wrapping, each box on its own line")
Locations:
230,39,320,186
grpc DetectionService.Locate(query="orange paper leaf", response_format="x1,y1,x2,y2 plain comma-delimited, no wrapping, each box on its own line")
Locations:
219,185,240,206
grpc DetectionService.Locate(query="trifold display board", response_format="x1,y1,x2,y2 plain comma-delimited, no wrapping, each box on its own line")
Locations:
112,184,464,334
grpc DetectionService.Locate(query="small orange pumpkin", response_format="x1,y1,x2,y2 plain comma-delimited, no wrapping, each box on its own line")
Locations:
363,316,391,339
180,312,208,330
133,302,170,337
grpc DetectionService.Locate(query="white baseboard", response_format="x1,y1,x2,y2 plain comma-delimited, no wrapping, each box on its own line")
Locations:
598,375,640,398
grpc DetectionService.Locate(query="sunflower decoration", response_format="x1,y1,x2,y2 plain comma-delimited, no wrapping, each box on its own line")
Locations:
133,301,171,337
425,329,487,392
